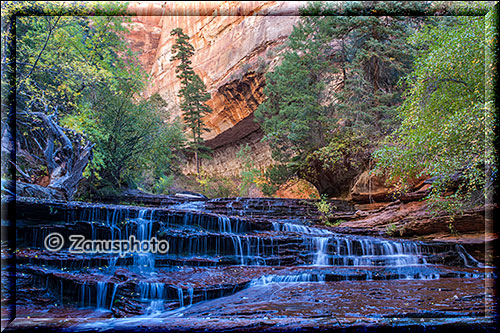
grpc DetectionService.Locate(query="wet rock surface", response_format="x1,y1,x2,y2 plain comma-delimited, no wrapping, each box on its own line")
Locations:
3,196,497,331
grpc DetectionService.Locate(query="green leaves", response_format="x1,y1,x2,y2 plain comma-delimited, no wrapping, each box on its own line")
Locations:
374,14,496,212
256,2,418,196
170,28,213,173
9,3,184,196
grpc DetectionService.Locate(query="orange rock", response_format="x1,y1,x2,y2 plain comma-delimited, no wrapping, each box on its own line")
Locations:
125,2,305,177
126,2,304,138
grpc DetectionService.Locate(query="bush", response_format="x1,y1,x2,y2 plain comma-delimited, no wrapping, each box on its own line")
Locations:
314,195,336,224
152,175,175,195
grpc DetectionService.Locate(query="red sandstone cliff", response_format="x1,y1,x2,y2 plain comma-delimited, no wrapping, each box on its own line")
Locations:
126,2,305,177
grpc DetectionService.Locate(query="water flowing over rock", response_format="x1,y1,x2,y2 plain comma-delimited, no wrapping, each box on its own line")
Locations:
6,196,497,331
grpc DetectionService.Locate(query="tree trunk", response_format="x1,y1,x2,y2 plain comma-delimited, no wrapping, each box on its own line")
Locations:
195,151,200,174
30,111,93,200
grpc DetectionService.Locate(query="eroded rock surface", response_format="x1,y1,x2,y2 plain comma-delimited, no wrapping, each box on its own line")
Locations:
125,2,305,176
4,193,497,332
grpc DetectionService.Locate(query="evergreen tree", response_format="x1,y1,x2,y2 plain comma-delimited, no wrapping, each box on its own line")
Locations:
170,28,212,174
255,1,426,197
3,2,184,198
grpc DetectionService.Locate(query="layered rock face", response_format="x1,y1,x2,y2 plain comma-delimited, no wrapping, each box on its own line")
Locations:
126,2,305,176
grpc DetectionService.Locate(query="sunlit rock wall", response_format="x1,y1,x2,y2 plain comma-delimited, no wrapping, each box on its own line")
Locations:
126,2,305,177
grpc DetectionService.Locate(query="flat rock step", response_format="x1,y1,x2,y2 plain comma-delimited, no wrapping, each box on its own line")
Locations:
15,249,302,268
19,263,494,309
206,197,354,216
15,197,272,233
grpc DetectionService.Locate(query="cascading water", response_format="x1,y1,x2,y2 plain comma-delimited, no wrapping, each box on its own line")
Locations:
187,285,194,306
138,282,165,300
271,221,429,269
137,282,165,314
109,283,118,310
250,272,327,286
313,237,329,266
96,281,108,309
13,196,492,329
176,287,184,308
129,209,156,271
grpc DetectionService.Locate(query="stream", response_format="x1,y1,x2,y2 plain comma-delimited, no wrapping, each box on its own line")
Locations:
4,197,497,331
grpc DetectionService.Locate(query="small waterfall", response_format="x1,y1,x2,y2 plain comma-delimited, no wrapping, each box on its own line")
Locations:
187,285,194,306
274,221,433,268
251,273,326,286
218,216,232,233
272,221,332,235
137,282,165,300
133,209,155,271
108,257,118,270
80,283,92,308
177,287,184,307
96,281,108,309
231,235,245,265
80,284,86,307
456,244,483,268
109,284,118,310
137,282,165,314
313,237,329,266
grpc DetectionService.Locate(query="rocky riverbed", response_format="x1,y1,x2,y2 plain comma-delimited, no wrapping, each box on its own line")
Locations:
2,195,498,331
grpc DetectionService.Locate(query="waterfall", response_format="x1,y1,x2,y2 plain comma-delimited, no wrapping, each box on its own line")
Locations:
80,284,86,307
109,284,118,310
272,221,332,235
187,285,194,306
231,235,245,265
17,197,488,324
97,281,108,309
133,209,155,271
80,283,92,308
177,287,184,307
137,282,165,300
456,244,484,268
218,216,232,233
250,273,326,286
137,282,166,314
313,237,330,266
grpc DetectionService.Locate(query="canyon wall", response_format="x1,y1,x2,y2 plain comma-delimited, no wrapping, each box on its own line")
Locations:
126,2,306,176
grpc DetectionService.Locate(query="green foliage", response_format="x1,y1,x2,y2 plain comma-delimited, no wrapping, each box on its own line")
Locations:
15,10,138,115
385,223,398,237
65,89,185,194
195,170,238,198
170,28,213,173
236,144,262,197
255,1,425,197
314,194,336,224
373,14,496,213
264,164,293,186
259,182,279,197
152,175,175,195
6,2,185,196
324,219,345,227
257,164,292,197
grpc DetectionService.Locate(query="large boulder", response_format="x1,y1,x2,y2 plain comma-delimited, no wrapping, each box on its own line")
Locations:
349,171,430,204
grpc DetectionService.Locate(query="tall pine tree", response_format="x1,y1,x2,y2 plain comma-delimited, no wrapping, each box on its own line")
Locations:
255,2,428,197
170,28,212,174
